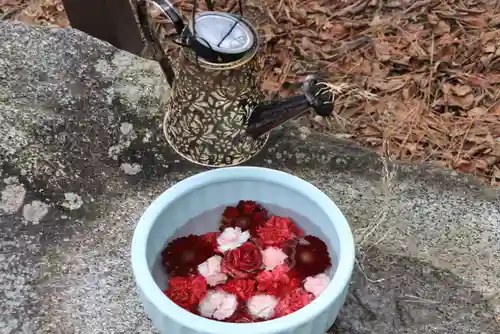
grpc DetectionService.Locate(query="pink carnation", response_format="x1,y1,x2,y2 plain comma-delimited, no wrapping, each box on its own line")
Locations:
261,247,288,270
217,227,250,252
303,273,330,297
198,290,238,320
197,255,228,287
274,289,314,317
247,294,279,320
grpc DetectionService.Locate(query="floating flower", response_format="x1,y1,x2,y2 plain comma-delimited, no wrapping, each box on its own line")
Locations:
201,232,220,252
255,264,300,298
303,273,330,297
198,290,238,320
247,294,279,320
164,275,207,312
288,235,331,278
221,242,263,278
162,200,334,323
217,227,250,252
274,289,314,318
220,278,255,301
255,216,304,248
261,246,288,270
220,200,268,236
197,255,228,287
162,235,215,276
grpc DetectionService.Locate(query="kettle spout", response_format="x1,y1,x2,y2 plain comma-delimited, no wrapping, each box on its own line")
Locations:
245,75,334,138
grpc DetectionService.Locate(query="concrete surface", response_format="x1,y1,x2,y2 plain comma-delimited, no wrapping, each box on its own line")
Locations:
0,21,499,333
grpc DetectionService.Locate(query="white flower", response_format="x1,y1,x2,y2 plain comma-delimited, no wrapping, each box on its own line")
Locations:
197,255,228,287
303,273,330,297
247,294,278,320
217,227,250,252
261,247,288,270
198,290,238,320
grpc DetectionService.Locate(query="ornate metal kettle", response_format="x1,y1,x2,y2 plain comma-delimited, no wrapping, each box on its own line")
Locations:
137,0,334,167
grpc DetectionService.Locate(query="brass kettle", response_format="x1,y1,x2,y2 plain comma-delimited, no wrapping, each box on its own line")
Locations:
137,0,334,167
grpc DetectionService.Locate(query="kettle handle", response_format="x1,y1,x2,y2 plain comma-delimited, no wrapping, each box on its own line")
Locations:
245,75,335,138
136,0,183,86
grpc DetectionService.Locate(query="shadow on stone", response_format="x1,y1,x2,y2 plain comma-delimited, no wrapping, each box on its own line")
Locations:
332,247,498,333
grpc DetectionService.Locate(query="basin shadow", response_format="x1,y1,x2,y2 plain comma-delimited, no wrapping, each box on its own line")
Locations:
331,247,498,333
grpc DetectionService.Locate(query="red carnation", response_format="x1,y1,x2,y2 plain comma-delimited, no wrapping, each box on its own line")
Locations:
220,201,268,236
161,235,215,276
164,275,208,312
221,278,255,301
255,216,304,248
288,236,331,278
221,242,263,278
255,264,301,298
274,289,314,318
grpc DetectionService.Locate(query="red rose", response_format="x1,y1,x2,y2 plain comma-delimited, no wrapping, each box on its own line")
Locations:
255,216,304,248
221,278,255,301
164,275,208,311
221,242,263,278
274,289,314,318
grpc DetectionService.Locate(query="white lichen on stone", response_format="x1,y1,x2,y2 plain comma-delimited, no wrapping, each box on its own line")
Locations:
4,176,19,185
94,59,114,76
142,130,152,143
298,125,311,140
61,192,83,211
119,122,133,136
0,125,30,157
114,85,142,105
295,152,306,163
22,200,50,224
108,123,138,160
0,183,26,214
111,51,134,69
120,163,142,175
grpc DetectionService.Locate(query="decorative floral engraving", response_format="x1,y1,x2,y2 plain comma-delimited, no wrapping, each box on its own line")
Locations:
163,51,269,167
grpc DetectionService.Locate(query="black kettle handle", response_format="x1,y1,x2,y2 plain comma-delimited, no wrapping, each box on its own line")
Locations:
245,76,335,138
136,0,183,86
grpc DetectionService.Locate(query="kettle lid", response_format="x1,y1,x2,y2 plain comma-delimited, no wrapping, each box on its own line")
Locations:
191,12,256,55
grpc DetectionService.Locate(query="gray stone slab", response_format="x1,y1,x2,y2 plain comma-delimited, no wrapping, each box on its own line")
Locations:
1,21,499,333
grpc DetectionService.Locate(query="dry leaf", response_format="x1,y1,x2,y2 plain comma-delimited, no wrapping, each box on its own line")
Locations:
468,107,487,117
447,93,475,109
427,13,439,25
0,0,20,6
372,80,406,92
483,44,496,53
451,85,472,97
493,167,500,180
481,31,499,44
361,125,380,136
474,159,489,170
374,42,392,61
456,160,475,173
433,21,451,35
